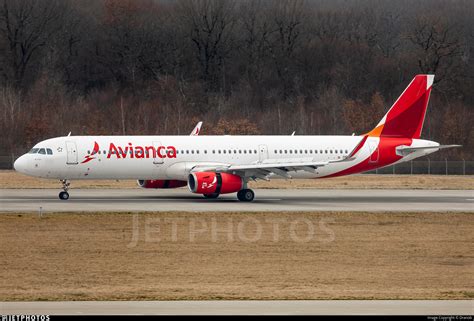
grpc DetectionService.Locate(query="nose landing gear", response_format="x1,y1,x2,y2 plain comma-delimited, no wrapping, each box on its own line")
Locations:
59,179,70,200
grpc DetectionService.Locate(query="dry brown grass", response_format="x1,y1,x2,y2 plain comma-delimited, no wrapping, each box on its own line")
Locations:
1,211,472,301
1,170,473,189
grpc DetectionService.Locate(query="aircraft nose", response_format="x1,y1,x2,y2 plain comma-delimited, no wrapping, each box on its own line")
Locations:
13,155,28,173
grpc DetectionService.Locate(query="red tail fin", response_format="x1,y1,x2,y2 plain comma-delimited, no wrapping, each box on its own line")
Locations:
367,75,434,139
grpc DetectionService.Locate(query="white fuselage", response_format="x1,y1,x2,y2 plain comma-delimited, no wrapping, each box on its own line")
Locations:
14,135,437,181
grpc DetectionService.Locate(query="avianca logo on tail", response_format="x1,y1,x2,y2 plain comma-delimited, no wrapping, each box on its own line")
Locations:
82,142,177,163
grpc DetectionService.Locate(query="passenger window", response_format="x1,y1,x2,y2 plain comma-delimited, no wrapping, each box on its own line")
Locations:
186,150,189,154
38,148,46,155
243,150,246,154
223,150,226,154
254,150,257,154
197,150,199,154
47,148,53,155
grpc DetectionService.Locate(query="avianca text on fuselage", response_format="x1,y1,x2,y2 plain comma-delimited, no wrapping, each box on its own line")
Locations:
106,142,177,159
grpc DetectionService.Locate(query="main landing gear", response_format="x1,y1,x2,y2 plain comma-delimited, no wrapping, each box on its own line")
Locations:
237,189,255,202
59,179,70,200
202,189,255,201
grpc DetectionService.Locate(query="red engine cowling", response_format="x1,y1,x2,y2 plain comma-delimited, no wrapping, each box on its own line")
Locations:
137,179,187,189
188,172,243,195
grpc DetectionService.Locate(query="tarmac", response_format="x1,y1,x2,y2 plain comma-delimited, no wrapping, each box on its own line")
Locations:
1,300,472,315
0,188,473,212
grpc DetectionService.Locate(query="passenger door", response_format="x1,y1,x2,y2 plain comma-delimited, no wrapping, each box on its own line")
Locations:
66,141,78,165
368,141,379,163
258,144,269,163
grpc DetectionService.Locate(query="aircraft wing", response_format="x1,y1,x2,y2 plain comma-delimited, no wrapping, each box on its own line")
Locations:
190,121,203,136
190,160,330,180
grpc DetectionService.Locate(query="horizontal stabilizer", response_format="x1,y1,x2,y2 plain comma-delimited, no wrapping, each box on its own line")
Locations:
396,144,461,156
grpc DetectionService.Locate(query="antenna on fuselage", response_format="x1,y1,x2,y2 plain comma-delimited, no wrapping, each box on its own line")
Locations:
291,131,295,136
67,132,71,136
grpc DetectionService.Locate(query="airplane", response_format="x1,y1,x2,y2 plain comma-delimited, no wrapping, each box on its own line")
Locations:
13,74,460,202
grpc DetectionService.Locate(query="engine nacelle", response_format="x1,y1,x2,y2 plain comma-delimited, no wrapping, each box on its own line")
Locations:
188,172,243,195
137,179,187,189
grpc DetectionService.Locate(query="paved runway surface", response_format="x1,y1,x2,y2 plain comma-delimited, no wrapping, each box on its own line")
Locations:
1,300,472,315
0,188,473,212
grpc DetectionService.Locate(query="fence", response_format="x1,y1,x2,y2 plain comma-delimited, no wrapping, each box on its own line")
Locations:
365,159,473,175
0,155,473,175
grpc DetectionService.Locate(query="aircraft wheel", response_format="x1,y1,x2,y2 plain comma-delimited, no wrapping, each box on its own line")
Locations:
59,191,69,200
237,189,254,202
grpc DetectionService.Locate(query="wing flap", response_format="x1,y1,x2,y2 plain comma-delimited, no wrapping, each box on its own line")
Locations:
190,160,329,181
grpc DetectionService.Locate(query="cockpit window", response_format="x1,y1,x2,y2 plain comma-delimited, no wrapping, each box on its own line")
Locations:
47,148,53,155
28,148,39,154
38,148,46,155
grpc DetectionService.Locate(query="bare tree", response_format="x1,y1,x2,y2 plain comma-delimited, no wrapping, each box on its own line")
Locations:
0,0,67,88
408,15,465,85
175,0,237,92
268,0,308,98
238,1,272,87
